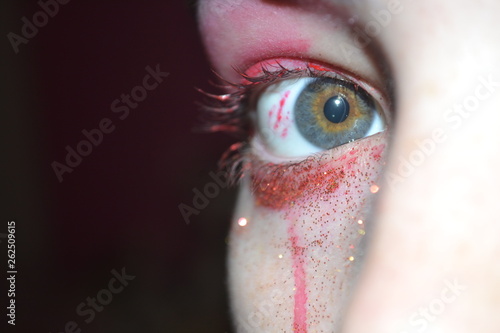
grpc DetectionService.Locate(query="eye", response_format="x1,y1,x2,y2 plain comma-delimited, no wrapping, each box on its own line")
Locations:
252,74,387,159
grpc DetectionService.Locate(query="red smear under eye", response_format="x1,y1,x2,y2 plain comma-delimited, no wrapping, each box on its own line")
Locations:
250,142,386,210
251,155,346,210
370,144,385,161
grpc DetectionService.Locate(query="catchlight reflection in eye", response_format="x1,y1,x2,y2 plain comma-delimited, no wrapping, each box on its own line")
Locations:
254,76,386,159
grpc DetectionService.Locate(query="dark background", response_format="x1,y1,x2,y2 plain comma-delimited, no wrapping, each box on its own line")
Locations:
1,1,236,332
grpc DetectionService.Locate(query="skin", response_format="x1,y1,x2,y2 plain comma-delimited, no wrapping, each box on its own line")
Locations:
198,0,500,332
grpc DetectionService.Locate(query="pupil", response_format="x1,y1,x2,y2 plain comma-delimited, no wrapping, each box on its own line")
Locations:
323,95,349,124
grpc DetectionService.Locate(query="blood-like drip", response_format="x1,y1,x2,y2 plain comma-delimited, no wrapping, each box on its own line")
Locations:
289,222,308,333
274,90,290,130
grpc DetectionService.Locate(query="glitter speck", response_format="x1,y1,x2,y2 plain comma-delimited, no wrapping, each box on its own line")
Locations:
370,184,380,193
348,256,355,262
278,254,283,259
357,219,363,225
238,217,248,227
358,229,366,235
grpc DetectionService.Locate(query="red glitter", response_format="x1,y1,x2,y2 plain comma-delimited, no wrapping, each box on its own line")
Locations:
370,144,385,161
346,157,358,169
251,155,347,210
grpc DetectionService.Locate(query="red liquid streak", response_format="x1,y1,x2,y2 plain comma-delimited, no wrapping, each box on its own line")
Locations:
273,90,290,130
289,223,308,333
282,126,289,138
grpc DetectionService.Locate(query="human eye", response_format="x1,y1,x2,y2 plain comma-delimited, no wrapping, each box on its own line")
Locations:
248,61,388,162
199,59,391,216
200,58,390,177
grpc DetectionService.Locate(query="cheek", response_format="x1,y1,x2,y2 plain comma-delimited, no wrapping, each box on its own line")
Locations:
228,133,388,332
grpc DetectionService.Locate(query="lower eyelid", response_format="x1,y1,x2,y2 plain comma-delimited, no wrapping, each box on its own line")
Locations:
251,135,320,164
250,128,387,165
248,131,388,211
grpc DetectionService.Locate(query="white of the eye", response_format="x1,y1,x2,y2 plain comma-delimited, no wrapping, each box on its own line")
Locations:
254,78,323,159
364,111,385,137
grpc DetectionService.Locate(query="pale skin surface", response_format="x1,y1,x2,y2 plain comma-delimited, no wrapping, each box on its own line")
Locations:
198,0,500,332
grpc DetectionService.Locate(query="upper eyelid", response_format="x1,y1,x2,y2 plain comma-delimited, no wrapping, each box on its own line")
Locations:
241,66,351,110
198,59,391,136
198,64,348,130
239,61,391,116
237,59,391,104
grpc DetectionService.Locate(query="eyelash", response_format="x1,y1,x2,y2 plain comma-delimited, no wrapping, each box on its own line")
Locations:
197,64,357,186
